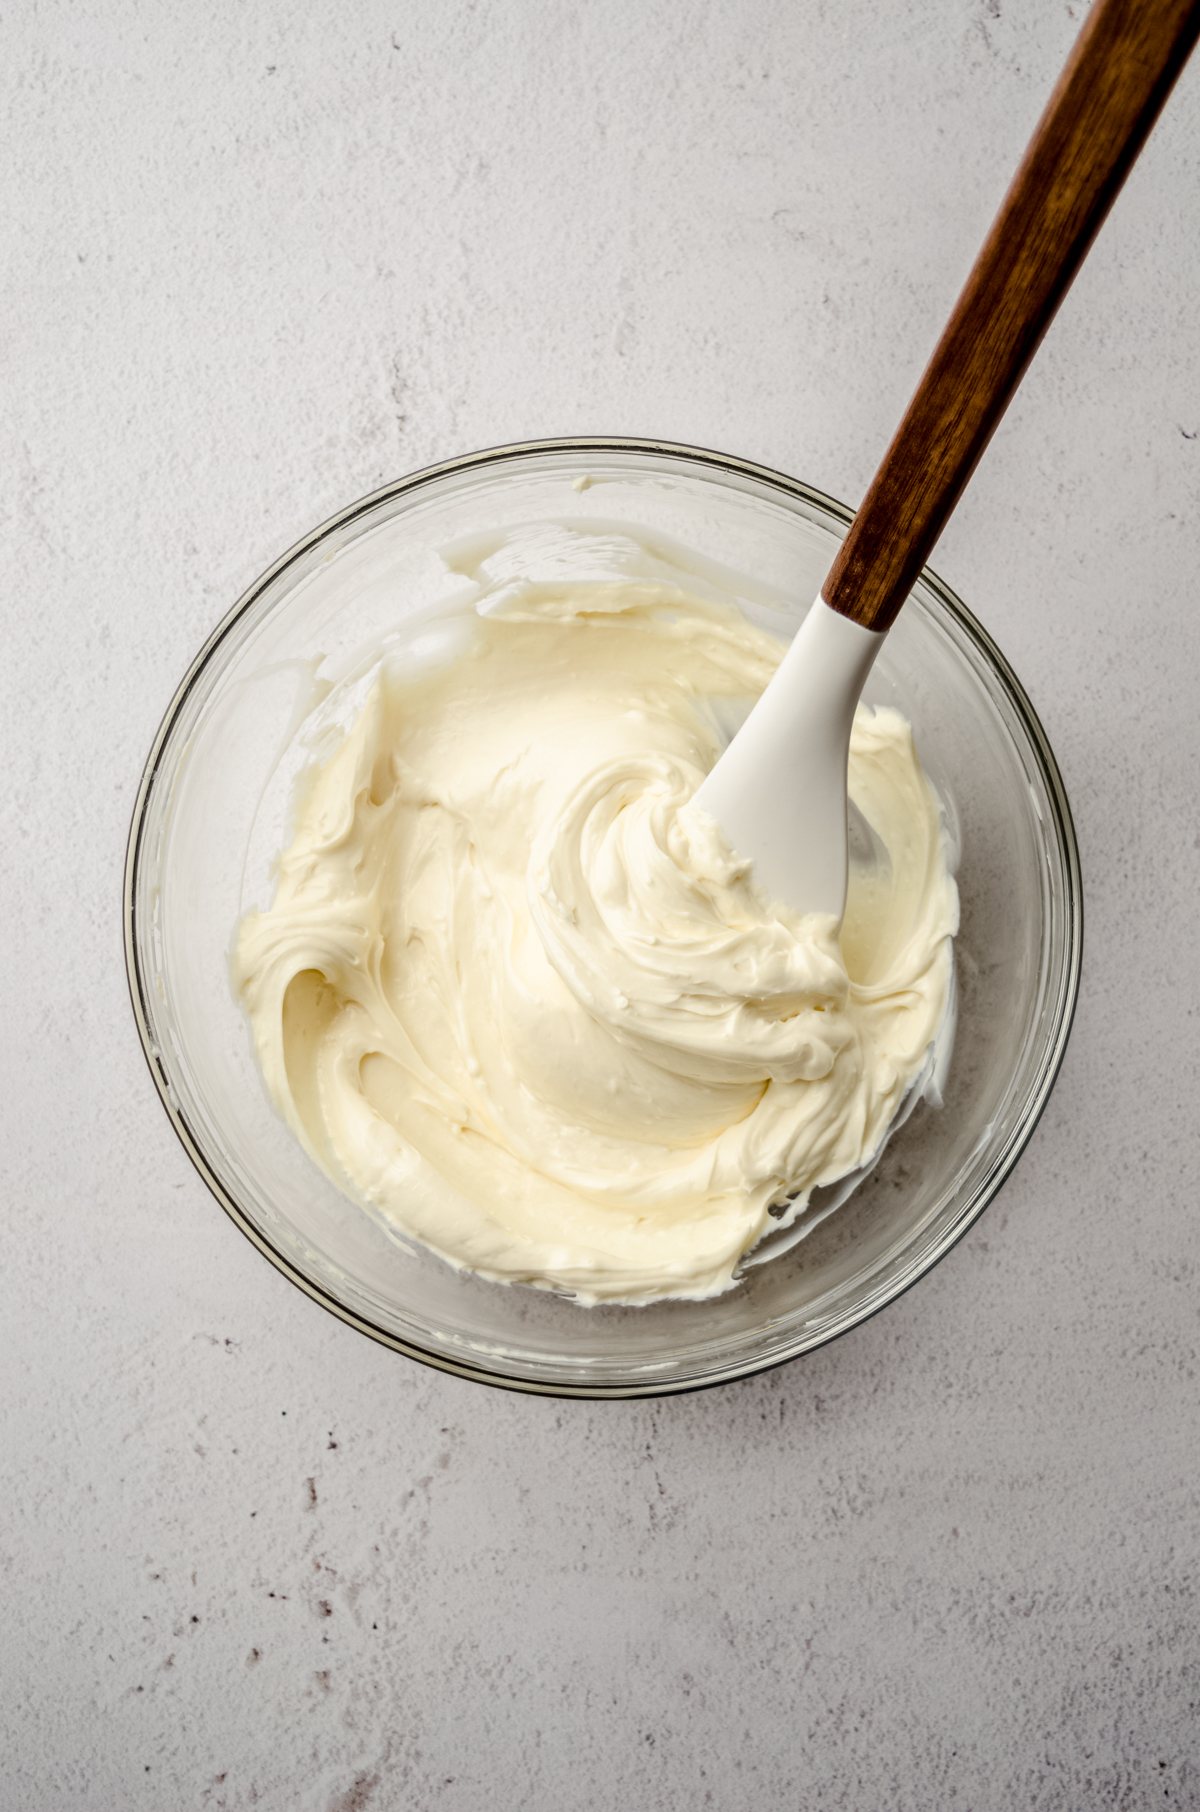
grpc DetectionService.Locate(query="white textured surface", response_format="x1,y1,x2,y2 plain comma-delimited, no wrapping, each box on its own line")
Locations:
4,2,1199,1806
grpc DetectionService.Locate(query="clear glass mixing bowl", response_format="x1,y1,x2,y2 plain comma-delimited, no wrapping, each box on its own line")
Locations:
124,439,1082,1397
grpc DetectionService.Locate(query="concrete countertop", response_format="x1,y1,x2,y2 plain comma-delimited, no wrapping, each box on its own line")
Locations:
4,2,1198,1807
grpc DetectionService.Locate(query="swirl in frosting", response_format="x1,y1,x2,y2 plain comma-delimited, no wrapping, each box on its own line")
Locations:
233,526,958,1302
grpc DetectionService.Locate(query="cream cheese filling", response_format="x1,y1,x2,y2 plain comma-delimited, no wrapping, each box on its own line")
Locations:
232,526,959,1303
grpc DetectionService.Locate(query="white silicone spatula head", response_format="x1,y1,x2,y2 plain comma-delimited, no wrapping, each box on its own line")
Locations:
693,601,883,918
694,0,1199,920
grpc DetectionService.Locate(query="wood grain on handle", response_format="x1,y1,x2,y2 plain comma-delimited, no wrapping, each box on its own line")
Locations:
823,0,1200,633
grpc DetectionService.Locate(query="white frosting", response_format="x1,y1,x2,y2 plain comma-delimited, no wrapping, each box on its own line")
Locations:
232,526,958,1303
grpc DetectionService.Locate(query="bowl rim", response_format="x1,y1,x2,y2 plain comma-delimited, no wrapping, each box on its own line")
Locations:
124,434,1084,1399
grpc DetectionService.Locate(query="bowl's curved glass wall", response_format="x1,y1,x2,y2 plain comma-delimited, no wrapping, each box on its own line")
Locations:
126,440,1081,1396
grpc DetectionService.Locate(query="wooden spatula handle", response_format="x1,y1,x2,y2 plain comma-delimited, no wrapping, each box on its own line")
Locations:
823,0,1200,633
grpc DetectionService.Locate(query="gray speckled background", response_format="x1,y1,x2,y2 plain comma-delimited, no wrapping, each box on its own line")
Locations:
4,2,1199,1807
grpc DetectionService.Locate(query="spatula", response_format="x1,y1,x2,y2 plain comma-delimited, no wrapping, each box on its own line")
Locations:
694,0,1200,918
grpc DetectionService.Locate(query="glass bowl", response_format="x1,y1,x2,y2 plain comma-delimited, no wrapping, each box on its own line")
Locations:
124,438,1082,1398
